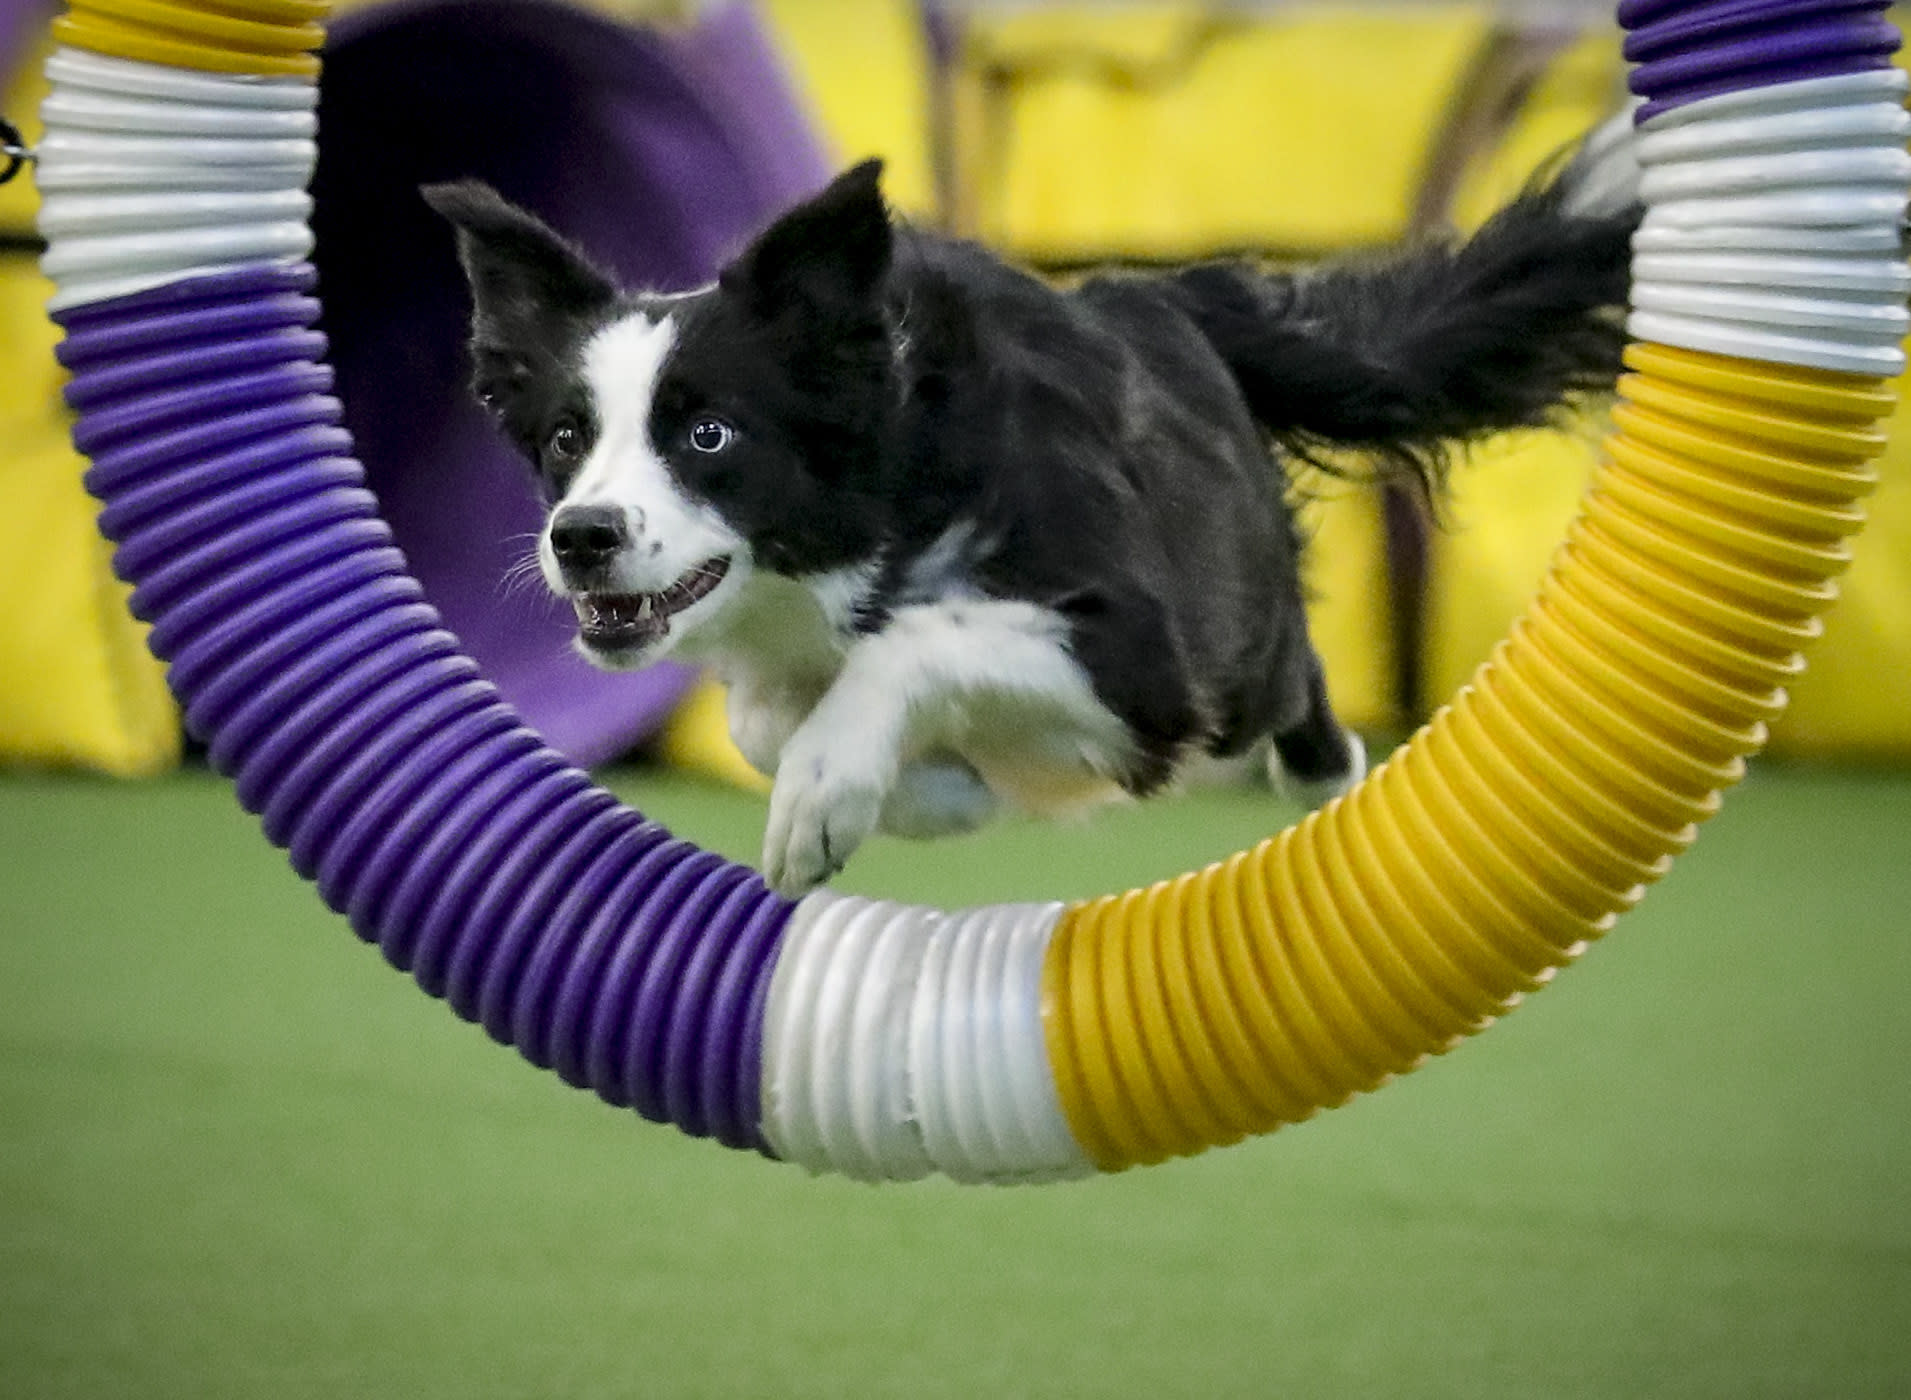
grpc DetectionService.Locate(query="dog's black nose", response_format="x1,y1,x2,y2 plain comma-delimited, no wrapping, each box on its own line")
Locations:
549,505,629,571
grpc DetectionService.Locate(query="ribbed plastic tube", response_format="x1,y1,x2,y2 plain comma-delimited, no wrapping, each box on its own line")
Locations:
35,47,318,309
760,894,1090,1182
1040,344,1888,1168
38,0,1907,1182
1037,0,1907,1171
41,10,794,1156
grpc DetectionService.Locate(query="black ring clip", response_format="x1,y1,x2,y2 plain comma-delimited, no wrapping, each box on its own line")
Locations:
1,115,35,186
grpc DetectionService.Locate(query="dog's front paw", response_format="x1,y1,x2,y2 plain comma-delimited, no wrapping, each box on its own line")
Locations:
761,736,891,897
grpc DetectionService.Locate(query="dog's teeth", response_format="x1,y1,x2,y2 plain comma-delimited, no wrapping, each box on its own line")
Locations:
568,559,727,647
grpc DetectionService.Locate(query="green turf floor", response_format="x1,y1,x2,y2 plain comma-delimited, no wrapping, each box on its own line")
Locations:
2,761,1908,1399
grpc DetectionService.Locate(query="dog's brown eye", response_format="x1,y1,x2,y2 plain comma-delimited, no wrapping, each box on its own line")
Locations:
689,419,734,454
547,421,585,461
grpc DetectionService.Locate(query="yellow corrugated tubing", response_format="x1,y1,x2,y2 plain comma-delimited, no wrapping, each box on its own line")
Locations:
1043,342,1891,1170
53,0,324,75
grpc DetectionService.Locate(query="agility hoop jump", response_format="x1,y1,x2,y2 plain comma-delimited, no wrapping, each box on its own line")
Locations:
33,0,1908,1182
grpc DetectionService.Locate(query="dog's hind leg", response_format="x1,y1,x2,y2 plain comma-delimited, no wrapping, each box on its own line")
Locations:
1265,651,1367,808
879,758,999,840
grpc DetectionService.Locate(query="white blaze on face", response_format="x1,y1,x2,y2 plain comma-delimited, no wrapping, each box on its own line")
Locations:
539,307,744,597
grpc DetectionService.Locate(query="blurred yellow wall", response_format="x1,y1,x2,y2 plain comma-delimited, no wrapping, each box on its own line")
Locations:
0,37,178,774
3,1,1905,771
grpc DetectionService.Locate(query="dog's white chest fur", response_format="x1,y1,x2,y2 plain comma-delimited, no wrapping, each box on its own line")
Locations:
695,574,1135,892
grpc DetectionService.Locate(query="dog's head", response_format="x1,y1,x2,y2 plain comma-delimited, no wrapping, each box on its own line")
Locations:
425,161,896,669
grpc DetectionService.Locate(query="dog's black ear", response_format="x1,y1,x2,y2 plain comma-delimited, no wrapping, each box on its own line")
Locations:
423,181,618,426
422,180,617,349
722,159,891,322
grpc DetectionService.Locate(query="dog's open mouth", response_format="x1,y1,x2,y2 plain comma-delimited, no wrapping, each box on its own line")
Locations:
572,556,730,650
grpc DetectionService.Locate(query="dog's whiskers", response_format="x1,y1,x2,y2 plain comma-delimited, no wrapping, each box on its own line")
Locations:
497,537,548,604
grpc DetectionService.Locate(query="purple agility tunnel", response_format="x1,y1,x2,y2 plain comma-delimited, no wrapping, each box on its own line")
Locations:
310,0,830,764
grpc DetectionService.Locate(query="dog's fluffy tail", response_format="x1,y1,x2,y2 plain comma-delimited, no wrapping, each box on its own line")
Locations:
1165,120,1641,496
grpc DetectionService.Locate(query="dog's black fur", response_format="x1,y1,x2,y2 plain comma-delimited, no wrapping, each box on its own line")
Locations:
427,142,1637,892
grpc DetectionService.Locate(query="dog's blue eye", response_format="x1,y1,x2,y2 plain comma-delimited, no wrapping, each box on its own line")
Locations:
689,419,734,454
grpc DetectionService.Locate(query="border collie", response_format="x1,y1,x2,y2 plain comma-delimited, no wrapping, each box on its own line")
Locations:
425,126,1639,896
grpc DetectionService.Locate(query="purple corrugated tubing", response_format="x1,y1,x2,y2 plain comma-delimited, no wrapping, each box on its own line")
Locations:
1624,0,1887,62
1617,0,1855,26
58,261,795,1154
1635,54,1897,121
1627,15,1900,95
